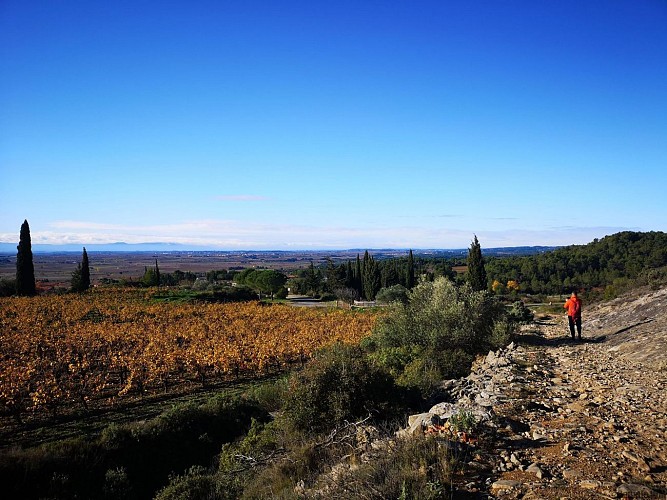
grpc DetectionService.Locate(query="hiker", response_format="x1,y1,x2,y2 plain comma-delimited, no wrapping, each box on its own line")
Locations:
564,291,582,340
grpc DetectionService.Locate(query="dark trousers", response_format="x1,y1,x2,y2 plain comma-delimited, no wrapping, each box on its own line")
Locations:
568,315,582,338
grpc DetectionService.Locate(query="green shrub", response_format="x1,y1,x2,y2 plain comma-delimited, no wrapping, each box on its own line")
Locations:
0,394,270,500
0,278,16,297
0,437,104,500
506,300,534,324
283,343,400,432
488,319,514,350
375,284,410,305
361,341,423,377
244,376,290,412
364,278,512,398
324,435,454,499
103,467,132,500
216,416,322,499
448,409,477,433
154,466,219,500
395,356,442,397
435,348,474,379
99,422,135,451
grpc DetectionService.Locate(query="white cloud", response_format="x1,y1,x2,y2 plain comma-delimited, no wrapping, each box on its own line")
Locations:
0,219,636,249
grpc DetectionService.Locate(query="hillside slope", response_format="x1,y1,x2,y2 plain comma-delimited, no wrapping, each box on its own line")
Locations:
297,285,667,498
483,285,667,498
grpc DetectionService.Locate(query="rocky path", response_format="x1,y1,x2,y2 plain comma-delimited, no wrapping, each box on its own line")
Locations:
482,287,667,498
306,288,667,498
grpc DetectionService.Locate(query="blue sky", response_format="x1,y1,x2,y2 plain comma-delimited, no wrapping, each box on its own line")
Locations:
1,0,666,249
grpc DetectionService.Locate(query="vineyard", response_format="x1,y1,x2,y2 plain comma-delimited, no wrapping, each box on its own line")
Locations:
0,290,378,424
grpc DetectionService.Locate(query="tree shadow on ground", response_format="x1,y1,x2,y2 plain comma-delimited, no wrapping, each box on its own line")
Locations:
517,317,654,349
515,328,607,348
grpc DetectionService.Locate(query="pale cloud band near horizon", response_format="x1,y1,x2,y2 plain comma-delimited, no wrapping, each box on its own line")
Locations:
0,219,635,250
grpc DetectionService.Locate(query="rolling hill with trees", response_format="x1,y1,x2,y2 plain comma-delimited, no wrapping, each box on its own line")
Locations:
484,231,667,295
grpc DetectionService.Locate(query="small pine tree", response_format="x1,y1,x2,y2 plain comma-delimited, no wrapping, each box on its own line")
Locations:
466,235,487,292
16,219,36,296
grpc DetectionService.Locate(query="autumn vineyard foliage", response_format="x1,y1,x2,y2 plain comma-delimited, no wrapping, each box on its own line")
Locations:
0,289,378,423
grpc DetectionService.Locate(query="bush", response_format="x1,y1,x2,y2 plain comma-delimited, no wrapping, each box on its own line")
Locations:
154,466,219,500
283,343,400,432
506,301,534,324
324,435,455,499
193,286,257,303
0,437,104,500
364,278,512,398
216,415,323,499
488,319,514,349
103,467,132,500
244,376,290,412
318,292,337,302
0,278,16,297
0,394,269,500
395,356,442,398
375,284,409,305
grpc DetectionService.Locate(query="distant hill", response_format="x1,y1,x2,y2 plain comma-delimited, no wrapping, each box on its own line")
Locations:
485,230,667,294
0,242,557,256
0,242,198,253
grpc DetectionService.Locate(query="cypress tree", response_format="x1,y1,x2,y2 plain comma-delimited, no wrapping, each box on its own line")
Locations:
155,259,160,289
354,254,363,297
16,219,36,296
381,260,399,288
362,252,381,301
305,261,320,296
81,248,91,290
406,249,415,289
71,247,91,292
466,235,487,292
345,260,354,288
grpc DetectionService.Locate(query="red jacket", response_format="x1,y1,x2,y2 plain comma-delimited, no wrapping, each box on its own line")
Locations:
564,296,582,319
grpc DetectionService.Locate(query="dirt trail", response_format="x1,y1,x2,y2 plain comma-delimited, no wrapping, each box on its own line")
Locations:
485,286,667,498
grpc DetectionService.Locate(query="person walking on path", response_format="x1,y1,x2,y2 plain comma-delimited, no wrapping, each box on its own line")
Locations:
564,291,582,340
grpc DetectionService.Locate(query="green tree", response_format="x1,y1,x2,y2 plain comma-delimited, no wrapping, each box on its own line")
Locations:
71,247,91,292
304,261,321,296
405,249,415,289
15,219,36,296
362,251,381,301
466,235,487,292
354,254,363,297
324,258,344,293
141,260,160,287
381,259,400,289
256,269,287,299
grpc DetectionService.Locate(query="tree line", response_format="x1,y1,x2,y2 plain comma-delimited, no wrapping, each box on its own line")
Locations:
287,239,489,302
287,249,418,301
484,231,667,294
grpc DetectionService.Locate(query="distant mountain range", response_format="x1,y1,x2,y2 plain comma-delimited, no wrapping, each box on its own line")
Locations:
0,242,197,253
0,241,558,256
